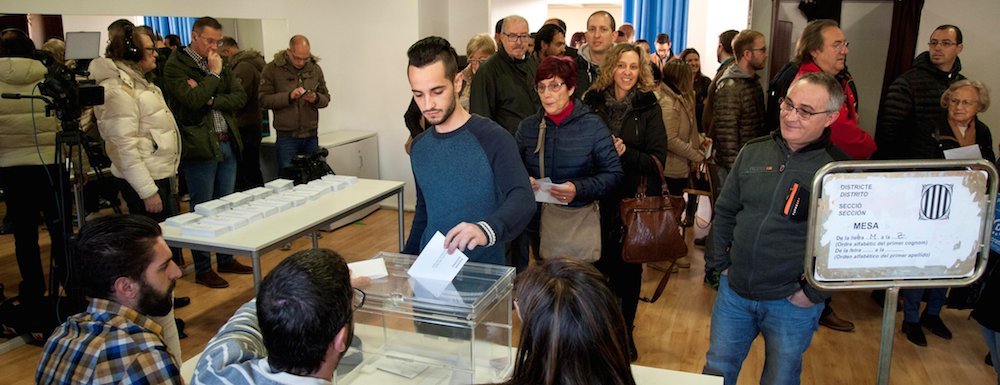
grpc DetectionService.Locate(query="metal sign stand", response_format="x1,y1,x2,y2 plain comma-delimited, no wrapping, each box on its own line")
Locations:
804,159,998,385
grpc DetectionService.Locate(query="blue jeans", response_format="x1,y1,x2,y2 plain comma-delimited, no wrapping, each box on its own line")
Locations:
983,326,1000,384
902,287,947,323
275,135,320,174
182,141,237,274
704,276,824,385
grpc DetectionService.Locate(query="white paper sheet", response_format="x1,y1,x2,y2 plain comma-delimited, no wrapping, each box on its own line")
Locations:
349,257,388,280
943,144,983,160
407,232,468,296
533,177,568,205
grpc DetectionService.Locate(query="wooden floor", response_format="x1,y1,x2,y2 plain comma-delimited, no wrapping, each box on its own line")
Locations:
0,208,996,384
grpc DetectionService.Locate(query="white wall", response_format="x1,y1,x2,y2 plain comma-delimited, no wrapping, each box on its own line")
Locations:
491,0,548,33
60,15,143,54
8,0,421,209
919,0,1000,149
687,0,750,80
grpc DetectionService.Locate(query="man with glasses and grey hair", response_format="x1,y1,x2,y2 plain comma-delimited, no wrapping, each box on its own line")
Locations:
193,248,364,384
469,14,540,136
163,16,252,289
703,72,849,385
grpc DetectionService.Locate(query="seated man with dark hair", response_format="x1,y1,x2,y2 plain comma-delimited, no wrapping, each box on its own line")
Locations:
193,248,361,384
36,215,184,385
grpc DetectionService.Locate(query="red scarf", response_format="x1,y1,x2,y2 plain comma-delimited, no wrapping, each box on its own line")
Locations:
546,100,574,126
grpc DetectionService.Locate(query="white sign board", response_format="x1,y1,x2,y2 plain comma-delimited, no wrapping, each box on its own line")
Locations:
812,169,990,282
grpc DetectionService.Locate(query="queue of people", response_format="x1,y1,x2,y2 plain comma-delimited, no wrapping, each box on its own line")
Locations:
1,8,998,385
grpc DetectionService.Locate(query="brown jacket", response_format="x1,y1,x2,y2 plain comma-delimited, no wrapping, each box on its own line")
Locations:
229,49,266,129
656,86,705,179
259,50,330,138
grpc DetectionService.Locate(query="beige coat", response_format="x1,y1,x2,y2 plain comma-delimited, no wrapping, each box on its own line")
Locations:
91,58,181,199
657,86,705,179
0,58,60,167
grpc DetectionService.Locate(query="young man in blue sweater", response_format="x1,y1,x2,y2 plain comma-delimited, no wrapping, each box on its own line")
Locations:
404,36,535,265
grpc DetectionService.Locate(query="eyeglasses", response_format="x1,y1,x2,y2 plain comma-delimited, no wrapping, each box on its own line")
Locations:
748,47,767,52
778,97,835,120
928,40,958,48
503,33,531,42
196,34,224,48
831,41,849,51
353,288,366,311
468,58,488,65
948,98,978,108
143,47,157,53
535,81,565,94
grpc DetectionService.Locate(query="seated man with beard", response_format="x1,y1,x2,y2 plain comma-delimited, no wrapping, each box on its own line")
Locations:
37,215,184,384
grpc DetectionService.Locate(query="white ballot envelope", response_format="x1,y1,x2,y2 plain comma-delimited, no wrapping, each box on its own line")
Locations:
943,144,983,160
533,177,567,205
407,232,468,297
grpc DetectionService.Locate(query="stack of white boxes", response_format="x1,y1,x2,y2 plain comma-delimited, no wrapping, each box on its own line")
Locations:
164,176,359,237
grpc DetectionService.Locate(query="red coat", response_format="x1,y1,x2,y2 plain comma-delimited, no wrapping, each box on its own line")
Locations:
794,62,876,160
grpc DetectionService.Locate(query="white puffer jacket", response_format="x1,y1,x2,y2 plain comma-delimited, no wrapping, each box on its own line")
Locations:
91,58,180,199
0,57,60,167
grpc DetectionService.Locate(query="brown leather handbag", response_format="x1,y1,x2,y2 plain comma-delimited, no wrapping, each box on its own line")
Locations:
619,155,688,264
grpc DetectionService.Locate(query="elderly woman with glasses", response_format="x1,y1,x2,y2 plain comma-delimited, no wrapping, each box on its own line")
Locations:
900,80,995,348
458,34,497,111
582,43,667,362
511,56,623,272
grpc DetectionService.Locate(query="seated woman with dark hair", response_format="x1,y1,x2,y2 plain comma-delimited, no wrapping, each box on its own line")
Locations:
501,258,636,385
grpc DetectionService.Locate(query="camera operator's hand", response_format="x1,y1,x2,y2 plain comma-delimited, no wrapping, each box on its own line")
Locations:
144,194,163,213
207,52,223,75
443,222,488,254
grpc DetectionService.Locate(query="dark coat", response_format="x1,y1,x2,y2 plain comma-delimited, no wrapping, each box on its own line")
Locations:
711,63,767,169
583,89,667,200
516,100,623,206
973,251,1000,332
163,49,246,162
259,50,331,138
469,47,539,135
229,49,265,129
874,52,965,160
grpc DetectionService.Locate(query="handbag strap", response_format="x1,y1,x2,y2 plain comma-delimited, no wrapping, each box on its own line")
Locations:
640,260,676,303
636,154,669,197
535,118,547,179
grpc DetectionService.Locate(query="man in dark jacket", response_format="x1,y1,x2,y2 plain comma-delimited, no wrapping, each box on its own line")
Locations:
703,29,739,134
573,11,615,99
163,16,252,289
874,25,966,347
470,15,539,136
703,73,849,385
221,37,266,190
874,25,965,160
710,29,767,186
259,35,331,174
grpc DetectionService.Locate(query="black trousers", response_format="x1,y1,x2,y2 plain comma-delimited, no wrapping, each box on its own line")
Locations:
0,165,71,300
115,177,183,264
595,196,642,329
235,124,264,191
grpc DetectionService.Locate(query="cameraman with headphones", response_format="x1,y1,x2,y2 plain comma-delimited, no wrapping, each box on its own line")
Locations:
0,29,71,331
89,25,183,359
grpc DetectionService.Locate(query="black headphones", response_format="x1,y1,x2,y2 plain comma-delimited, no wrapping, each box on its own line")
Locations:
122,25,142,62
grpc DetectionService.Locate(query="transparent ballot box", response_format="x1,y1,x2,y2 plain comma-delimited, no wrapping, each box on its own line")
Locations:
336,252,515,385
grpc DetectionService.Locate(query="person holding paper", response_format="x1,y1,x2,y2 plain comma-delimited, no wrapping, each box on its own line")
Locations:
897,80,995,347
512,55,623,271
404,36,535,265
937,80,994,161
